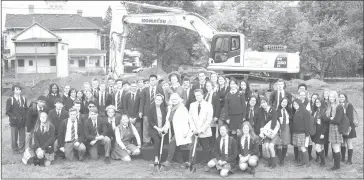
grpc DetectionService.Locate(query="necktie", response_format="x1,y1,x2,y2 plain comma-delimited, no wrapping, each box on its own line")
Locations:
282,108,287,131
117,91,122,109
150,88,155,105
93,121,98,135
100,93,104,106
278,91,282,108
248,108,253,119
183,90,187,101
244,136,248,150
198,103,201,115
330,106,333,117
57,110,60,117
132,93,135,103
222,138,226,154
71,121,75,141
42,126,45,133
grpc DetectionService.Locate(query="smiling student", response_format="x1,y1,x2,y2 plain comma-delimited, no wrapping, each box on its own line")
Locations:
312,98,328,166
238,122,259,175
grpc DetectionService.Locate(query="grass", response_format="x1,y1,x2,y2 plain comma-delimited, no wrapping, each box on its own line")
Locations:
1,78,363,178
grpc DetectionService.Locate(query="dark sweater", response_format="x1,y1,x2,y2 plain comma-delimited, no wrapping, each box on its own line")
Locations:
292,109,310,136
33,123,56,153
6,95,28,128
224,92,246,117
237,136,259,156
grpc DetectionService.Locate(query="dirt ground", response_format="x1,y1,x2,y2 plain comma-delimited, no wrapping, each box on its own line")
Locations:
1,79,363,178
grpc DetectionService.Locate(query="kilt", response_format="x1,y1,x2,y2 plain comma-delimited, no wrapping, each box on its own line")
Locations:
329,124,343,144
276,124,291,146
292,133,307,147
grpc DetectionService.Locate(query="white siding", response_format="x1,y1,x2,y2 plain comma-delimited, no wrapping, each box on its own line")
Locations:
16,24,57,40
53,30,101,49
56,43,69,77
16,57,56,74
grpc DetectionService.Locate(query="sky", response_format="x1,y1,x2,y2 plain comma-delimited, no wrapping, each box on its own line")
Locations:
1,1,222,31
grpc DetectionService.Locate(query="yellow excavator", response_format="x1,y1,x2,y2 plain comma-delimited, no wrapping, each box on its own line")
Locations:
109,2,300,90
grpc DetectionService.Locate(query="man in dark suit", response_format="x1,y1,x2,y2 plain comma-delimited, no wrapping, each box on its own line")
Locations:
106,77,115,96
269,79,292,109
48,98,69,152
95,83,112,116
91,78,100,99
123,80,142,140
139,74,165,146
113,79,127,114
182,77,193,110
84,107,111,164
191,72,208,102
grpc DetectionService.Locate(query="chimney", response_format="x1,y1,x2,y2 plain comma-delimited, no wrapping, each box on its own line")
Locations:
29,5,34,14
77,10,83,16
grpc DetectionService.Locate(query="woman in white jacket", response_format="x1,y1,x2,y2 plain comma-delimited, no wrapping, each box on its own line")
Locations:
161,93,192,167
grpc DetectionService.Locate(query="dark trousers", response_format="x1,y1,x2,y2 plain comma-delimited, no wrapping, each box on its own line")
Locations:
166,136,184,162
209,127,217,154
189,136,209,164
151,133,162,157
11,126,25,153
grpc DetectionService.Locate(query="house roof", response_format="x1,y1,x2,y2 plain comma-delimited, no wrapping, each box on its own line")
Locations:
11,22,62,41
14,38,60,43
69,48,106,55
85,17,104,28
5,14,102,30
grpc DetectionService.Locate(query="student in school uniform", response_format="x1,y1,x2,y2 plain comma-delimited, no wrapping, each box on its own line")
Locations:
137,79,145,94
6,84,28,154
238,122,260,175
62,85,71,103
106,77,116,96
205,81,221,151
312,98,328,166
105,105,121,142
123,80,142,138
147,94,167,168
191,72,208,99
111,114,141,162
165,73,184,105
269,79,292,110
47,83,61,110
326,91,345,170
259,97,280,168
224,78,246,139
64,88,77,111
95,83,113,116
239,80,252,105
291,99,311,167
48,98,69,152
276,97,292,166
309,93,319,115
37,89,49,107
114,79,126,113
58,108,86,161
91,78,100,98
84,107,111,164
82,90,98,115
217,75,229,127
33,112,56,166
338,93,357,165
210,72,219,92
25,99,47,151
205,125,238,177
245,95,263,158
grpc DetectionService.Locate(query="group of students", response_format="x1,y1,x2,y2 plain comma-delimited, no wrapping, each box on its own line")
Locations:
6,71,358,177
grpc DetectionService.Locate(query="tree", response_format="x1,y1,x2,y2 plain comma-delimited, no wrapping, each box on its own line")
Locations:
102,6,112,67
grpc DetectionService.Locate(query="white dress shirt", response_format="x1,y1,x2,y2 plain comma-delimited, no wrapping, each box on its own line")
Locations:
220,136,229,154
65,118,78,142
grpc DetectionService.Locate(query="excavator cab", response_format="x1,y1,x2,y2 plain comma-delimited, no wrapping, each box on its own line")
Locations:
209,33,245,65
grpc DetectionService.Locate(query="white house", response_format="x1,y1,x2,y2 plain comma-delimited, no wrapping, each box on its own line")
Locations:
11,22,69,77
3,9,106,75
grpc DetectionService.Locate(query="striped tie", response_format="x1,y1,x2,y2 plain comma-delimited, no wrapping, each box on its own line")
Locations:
71,121,75,141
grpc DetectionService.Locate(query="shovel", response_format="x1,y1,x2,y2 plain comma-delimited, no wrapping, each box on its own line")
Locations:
189,135,199,173
158,133,166,171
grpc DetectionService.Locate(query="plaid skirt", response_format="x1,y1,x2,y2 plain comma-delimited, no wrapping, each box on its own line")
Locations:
292,133,307,147
329,124,343,144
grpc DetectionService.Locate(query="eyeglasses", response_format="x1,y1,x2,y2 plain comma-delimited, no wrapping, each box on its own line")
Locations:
88,105,95,108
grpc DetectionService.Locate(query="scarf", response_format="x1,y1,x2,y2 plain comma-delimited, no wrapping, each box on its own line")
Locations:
168,103,180,122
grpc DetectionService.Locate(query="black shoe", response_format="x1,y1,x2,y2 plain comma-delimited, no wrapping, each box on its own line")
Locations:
249,167,255,175
104,157,111,164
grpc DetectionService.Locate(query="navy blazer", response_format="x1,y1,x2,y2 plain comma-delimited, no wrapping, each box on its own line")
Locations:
123,91,141,119
6,95,28,128
48,108,69,136
58,118,84,147
205,92,221,119
237,135,259,156
139,85,165,116
83,117,108,144
148,104,167,137
213,136,238,166
269,90,293,109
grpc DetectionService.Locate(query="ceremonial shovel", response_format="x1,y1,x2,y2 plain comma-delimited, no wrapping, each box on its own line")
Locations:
158,133,166,171
189,135,199,173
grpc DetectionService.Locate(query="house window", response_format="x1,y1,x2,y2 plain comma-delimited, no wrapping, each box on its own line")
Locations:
50,59,56,66
95,59,100,67
18,59,25,67
29,60,33,66
41,42,48,47
70,60,74,64
50,42,55,46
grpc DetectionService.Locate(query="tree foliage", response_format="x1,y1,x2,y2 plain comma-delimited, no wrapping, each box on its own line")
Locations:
102,6,112,66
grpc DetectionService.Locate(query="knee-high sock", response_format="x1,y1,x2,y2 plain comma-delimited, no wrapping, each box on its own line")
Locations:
347,149,353,163
308,145,313,160
294,147,299,161
324,143,329,157
341,146,346,161
282,147,288,161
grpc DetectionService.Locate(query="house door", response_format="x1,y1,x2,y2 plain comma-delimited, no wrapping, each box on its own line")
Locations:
79,60,85,67
11,60,15,68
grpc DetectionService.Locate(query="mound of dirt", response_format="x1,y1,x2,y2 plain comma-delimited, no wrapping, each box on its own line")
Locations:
136,67,168,80
287,78,329,91
306,79,329,88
